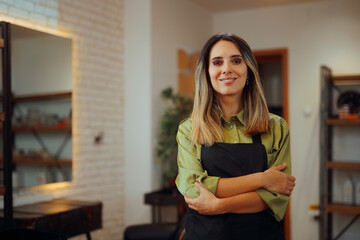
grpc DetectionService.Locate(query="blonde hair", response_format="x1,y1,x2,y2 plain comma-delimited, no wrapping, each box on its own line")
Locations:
191,33,270,146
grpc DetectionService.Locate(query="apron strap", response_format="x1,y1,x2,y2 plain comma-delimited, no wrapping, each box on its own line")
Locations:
252,134,262,144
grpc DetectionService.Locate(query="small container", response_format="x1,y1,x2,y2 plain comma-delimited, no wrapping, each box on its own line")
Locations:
356,181,360,206
338,104,350,119
344,178,354,205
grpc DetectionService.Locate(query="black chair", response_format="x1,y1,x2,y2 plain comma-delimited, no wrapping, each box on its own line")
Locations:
124,216,185,240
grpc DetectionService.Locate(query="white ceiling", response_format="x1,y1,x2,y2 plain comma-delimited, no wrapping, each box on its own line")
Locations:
188,0,331,12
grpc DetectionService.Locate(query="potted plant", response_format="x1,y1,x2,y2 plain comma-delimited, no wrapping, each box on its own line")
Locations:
156,87,192,189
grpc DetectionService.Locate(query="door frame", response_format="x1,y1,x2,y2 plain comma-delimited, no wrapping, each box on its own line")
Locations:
253,48,289,122
253,48,290,240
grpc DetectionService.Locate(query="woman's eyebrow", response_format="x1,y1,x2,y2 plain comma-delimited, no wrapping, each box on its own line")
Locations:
210,56,222,61
211,55,243,61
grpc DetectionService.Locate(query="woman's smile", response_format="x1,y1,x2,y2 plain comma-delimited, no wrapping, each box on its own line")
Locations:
219,77,237,84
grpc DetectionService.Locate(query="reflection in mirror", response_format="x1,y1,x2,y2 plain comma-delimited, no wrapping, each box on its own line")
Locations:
1,24,72,190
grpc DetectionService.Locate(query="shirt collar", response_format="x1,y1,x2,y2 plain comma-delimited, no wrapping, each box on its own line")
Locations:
235,109,245,125
219,109,245,126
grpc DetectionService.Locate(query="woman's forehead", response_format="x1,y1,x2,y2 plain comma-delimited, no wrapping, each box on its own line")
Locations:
209,40,241,59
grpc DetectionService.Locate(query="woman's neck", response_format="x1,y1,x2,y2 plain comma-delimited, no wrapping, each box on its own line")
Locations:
217,94,243,121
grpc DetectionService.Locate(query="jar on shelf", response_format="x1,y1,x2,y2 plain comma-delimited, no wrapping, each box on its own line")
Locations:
338,104,350,119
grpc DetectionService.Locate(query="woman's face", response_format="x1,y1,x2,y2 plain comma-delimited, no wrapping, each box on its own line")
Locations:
208,40,248,100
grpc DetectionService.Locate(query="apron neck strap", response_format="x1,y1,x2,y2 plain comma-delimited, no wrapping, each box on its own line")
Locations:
252,134,262,144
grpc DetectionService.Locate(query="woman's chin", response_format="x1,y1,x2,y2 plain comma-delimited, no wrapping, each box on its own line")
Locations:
216,91,243,98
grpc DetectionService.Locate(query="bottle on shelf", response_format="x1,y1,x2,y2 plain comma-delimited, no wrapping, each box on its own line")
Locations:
343,178,354,205
356,180,360,206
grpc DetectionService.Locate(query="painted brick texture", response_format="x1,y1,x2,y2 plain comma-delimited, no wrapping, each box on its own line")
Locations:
0,0,125,239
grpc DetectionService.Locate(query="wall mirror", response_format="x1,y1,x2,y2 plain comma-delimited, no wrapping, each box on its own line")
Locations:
1,24,72,190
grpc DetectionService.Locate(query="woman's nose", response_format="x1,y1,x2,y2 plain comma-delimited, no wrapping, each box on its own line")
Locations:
222,61,232,74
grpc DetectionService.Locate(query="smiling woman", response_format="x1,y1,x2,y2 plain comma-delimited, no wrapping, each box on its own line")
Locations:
208,41,248,114
175,33,295,240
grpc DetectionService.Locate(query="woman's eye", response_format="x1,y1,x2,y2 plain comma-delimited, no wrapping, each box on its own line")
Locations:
233,58,242,64
212,60,222,66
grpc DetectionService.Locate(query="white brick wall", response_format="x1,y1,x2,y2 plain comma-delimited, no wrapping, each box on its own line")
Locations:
0,0,125,239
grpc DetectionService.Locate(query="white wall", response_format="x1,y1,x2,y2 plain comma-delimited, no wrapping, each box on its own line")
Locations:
212,0,360,239
151,0,212,189
124,0,153,227
124,0,212,227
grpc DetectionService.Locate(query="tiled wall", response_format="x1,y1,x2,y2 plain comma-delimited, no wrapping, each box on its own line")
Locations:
0,0,124,239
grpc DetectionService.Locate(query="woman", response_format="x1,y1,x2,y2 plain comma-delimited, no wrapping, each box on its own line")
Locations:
176,33,295,240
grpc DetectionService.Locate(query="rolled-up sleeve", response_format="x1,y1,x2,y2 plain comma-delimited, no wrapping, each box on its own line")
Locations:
256,117,291,222
175,120,220,198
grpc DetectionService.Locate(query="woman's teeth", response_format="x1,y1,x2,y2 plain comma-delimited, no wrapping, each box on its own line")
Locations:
221,78,236,82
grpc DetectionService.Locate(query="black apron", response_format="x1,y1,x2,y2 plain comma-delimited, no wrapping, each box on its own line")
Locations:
183,134,284,240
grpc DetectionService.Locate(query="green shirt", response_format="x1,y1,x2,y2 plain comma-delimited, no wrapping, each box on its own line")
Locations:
175,110,291,222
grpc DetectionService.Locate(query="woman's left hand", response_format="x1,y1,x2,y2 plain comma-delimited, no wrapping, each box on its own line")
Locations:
184,182,222,215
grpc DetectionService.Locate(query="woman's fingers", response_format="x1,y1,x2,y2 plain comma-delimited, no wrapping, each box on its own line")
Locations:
188,204,196,210
184,195,196,210
288,175,296,182
271,163,286,171
184,182,219,215
184,194,193,204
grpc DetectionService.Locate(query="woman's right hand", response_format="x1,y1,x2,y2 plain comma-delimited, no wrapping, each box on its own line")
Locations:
262,163,295,195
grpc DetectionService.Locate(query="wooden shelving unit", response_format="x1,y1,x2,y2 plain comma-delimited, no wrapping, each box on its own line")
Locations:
9,91,72,170
13,125,71,133
13,158,72,166
325,162,360,171
332,75,360,86
325,118,360,126
0,185,5,196
0,157,72,166
12,91,71,102
320,66,360,240
326,204,360,215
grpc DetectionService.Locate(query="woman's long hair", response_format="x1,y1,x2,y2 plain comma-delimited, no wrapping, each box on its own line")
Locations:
191,33,270,146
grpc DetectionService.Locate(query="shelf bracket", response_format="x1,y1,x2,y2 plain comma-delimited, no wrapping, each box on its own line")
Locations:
54,130,71,159
32,129,50,153
333,214,360,240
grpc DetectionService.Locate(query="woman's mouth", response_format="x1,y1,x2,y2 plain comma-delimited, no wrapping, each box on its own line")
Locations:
220,77,237,84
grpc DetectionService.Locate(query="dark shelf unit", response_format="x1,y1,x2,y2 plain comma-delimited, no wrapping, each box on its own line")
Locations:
326,204,360,215
9,91,72,186
325,118,360,126
12,125,71,133
325,162,360,171
0,157,72,166
1,22,72,232
1,21,13,230
320,66,360,240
